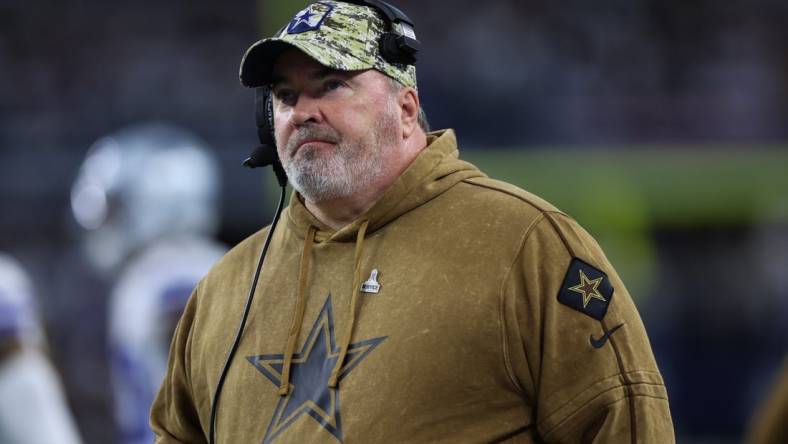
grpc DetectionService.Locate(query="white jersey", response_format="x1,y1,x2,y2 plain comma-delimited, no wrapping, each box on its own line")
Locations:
108,237,226,444
0,254,41,348
0,253,83,444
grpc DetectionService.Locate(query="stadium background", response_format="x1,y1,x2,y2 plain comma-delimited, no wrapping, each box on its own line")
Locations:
1,0,787,442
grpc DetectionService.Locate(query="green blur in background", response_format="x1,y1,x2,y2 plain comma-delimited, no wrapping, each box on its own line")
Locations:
463,147,788,301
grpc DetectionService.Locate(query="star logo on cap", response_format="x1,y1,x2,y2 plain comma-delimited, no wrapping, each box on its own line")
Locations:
286,3,334,35
293,9,315,26
568,269,606,308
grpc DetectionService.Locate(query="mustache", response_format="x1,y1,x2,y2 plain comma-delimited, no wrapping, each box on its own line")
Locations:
285,126,341,156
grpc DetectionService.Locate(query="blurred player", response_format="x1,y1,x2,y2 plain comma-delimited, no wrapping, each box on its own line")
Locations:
0,253,83,444
71,123,227,444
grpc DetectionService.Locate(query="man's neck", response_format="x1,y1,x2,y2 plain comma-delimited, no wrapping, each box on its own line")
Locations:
304,131,428,231
304,187,385,230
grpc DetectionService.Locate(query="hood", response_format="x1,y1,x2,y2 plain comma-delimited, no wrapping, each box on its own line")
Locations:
285,129,485,243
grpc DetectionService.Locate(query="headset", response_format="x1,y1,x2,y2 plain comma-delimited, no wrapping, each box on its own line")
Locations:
209,2,419,443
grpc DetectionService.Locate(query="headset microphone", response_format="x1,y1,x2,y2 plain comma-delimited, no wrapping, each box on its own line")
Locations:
243,145,287,187
242,145,273,169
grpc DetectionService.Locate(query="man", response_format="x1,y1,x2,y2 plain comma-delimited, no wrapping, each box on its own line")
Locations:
0,253,83,444
152,1,675,442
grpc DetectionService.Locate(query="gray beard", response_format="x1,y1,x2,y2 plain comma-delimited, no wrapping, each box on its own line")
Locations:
280,106,399,203
287,141,379,202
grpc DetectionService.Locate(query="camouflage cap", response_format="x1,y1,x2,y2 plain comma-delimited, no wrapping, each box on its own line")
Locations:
239,0,417,89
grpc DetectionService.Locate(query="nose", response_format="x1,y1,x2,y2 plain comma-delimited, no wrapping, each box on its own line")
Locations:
289,95,323,127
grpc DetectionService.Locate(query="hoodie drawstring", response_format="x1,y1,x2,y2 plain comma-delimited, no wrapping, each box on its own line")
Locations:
328,220,369,389
278,225,317,396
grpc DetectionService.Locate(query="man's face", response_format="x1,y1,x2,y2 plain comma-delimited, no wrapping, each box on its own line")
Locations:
270,49,402,203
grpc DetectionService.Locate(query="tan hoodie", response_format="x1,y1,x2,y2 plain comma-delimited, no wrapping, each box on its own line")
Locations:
151,129,674,443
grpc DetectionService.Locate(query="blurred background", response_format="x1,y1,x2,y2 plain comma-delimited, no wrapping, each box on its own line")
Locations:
1,0,787,442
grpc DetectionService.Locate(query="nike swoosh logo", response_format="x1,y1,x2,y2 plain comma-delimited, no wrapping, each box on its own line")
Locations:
590,323,624,349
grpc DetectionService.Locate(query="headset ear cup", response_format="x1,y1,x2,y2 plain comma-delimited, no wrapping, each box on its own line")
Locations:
378,33,418,65
265,90,275,145
250,87,287,185
378,33,398,64
264,89,287,185
254,87,268,128
255,87,276,147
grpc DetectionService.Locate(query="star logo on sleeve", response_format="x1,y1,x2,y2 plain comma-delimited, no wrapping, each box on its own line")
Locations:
557,258,614,320
568,269,606,308
247,294,386,444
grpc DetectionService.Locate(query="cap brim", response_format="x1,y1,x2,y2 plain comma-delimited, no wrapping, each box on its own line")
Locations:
240,37,374,88
239,39,294,88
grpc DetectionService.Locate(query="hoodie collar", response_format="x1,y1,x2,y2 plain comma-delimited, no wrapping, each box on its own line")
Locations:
285,129,485,243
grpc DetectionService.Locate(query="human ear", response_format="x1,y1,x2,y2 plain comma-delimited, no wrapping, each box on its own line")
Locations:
399,88,420,138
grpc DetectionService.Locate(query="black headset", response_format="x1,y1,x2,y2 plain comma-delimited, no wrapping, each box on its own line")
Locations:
209,2,420,443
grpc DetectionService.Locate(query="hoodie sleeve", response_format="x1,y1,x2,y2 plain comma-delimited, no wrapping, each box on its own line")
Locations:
150,282,207,444
501,211,674,443
746,357,788,444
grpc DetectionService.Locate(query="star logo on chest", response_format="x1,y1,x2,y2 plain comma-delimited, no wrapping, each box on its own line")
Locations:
247,294,386,443
568,269,607,308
